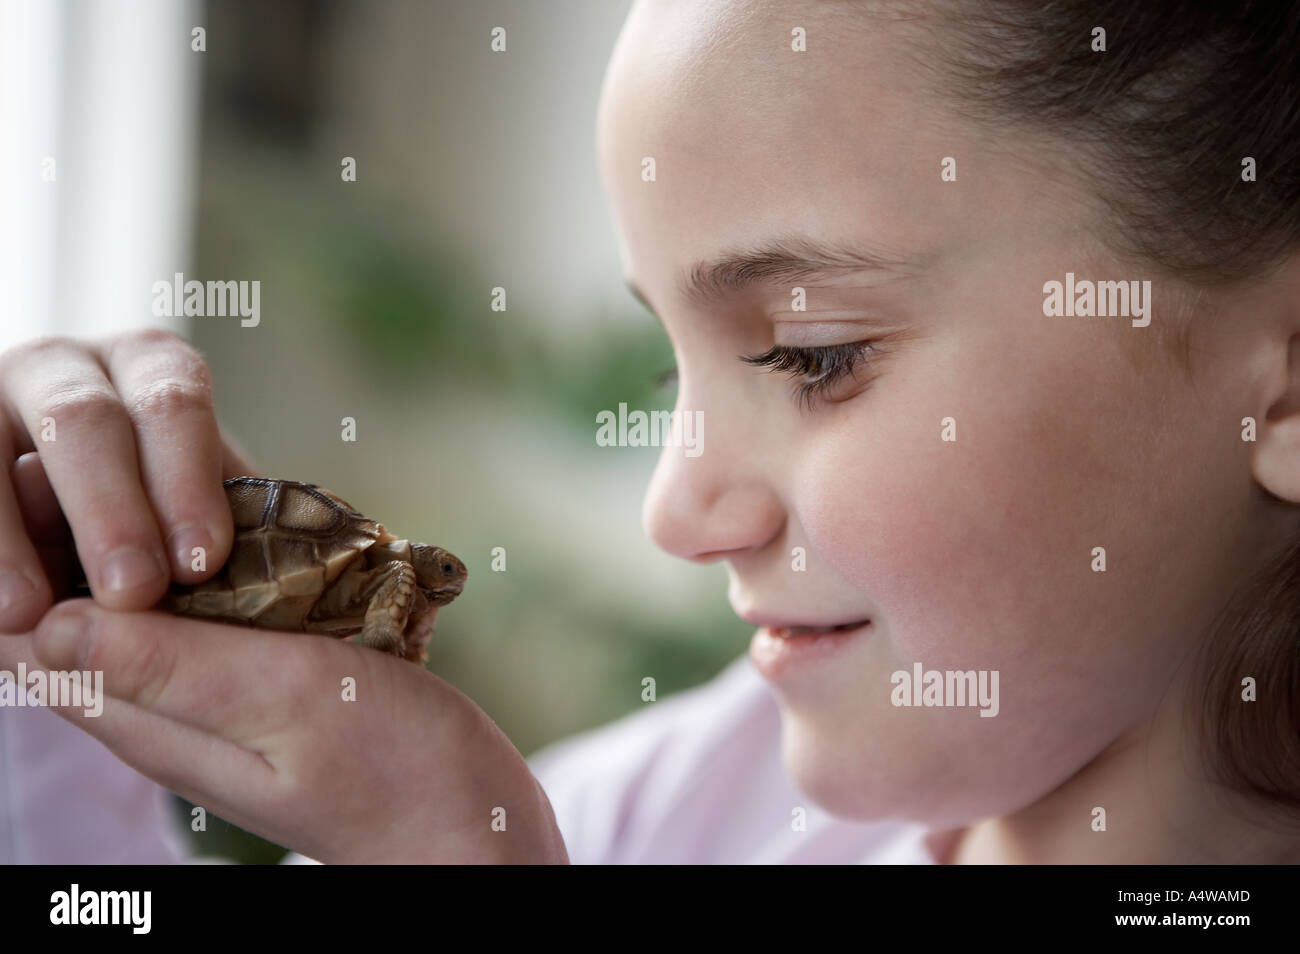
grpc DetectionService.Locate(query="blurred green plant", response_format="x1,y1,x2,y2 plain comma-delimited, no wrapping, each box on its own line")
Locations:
171,796,289,864
218,184,678,428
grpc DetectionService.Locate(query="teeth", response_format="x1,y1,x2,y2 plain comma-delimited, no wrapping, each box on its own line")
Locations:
771,620,867,638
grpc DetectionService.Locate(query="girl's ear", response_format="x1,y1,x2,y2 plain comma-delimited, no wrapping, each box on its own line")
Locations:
1253,331,1300,502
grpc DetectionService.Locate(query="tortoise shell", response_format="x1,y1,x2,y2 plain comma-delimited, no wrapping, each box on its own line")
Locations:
162,477,384,630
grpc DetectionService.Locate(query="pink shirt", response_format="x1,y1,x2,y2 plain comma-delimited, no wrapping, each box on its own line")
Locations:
0,694,190,864
1,655,949,864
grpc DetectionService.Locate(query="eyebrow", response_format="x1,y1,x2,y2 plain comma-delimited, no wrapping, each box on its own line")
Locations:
625,234,921,315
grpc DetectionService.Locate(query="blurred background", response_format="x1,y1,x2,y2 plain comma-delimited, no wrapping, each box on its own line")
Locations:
2,0,751,862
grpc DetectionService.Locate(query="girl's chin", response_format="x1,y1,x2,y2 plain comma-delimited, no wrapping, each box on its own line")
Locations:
771,704,902,820
773,702,993,826
779,734,912,821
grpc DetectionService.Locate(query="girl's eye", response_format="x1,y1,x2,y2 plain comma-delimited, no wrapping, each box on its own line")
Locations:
740,342,876,408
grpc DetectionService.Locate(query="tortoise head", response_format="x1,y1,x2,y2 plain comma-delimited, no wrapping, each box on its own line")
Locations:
410,544,467,605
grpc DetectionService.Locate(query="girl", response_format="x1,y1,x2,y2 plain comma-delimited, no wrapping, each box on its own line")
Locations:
2,0,1299,864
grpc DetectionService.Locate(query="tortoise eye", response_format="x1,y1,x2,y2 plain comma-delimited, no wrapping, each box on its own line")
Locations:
442,563,454,575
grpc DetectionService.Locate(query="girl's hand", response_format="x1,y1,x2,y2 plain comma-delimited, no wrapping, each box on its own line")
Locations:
0,328,568,862
0,602,569,863
0,329,250,631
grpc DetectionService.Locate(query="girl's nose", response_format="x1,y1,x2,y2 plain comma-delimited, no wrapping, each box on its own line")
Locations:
641,440,785,563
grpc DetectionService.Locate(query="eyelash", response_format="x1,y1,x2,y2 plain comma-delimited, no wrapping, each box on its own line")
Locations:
652,342,877,408
742,342,876,408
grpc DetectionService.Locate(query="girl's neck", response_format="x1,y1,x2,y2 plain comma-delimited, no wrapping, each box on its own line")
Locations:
943,669,1300,864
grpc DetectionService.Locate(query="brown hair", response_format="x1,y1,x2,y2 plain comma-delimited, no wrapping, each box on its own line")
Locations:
931,0,1300,282
925,1,1300,813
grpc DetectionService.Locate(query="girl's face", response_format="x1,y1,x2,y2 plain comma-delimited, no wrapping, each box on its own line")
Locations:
597,0,1280,825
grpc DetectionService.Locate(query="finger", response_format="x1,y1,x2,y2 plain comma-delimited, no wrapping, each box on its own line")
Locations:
31,599,354,743
98,329,234,584
0,337,170,610
0,424,55,633
9,635,276,830
12,452,77,603
16,428,257,588
0,621,36,674
57,697,275,833
13,450,73,544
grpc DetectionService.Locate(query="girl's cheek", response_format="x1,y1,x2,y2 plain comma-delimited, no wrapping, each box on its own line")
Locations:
787,384,1133,815
794,335,1120,669
798,413,1014,666
791,343,1036,666
798,322,1226,704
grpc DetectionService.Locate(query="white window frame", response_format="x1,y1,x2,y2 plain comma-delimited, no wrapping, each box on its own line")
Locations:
1,0,201,350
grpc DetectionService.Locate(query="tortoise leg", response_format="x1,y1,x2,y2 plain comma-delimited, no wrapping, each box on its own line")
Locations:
359,561,418,657
399,590,435,665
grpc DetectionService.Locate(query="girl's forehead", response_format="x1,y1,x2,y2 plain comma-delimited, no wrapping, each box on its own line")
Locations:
598,6,1056,236
604,1,928,129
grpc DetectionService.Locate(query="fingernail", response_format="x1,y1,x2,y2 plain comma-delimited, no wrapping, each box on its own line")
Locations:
36,612,89,668
98,546,165,594
168,525,214,574
0,570,37,616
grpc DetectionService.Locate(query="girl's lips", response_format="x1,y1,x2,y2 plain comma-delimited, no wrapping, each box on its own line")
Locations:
738,612,873,636
748,619,872,680
768,619,870,638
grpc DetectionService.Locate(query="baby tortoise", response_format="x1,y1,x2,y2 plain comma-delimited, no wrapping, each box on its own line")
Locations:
72,478,467,664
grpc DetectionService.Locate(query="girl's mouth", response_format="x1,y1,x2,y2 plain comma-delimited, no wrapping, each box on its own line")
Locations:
769,619,871,639
750,619,872,681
